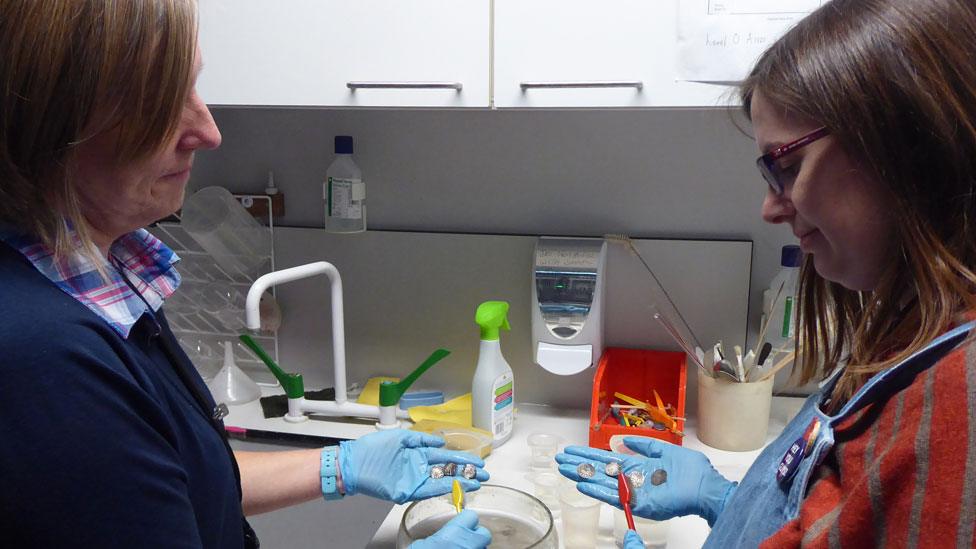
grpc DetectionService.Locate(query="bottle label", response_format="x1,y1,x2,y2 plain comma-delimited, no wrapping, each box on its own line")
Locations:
782,296,795,339
490,372,514,441
326,177,364,219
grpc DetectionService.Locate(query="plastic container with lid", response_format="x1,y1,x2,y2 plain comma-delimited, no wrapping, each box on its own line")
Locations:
431,426,493,459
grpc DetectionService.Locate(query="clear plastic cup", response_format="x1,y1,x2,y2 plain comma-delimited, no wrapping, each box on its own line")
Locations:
612,509,669,548
525,471,564,516
527,432,562,470
181,186,270,282
558,483,602,549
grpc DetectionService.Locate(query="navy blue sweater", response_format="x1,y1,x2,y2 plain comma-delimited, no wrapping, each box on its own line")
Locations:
0,242,245,548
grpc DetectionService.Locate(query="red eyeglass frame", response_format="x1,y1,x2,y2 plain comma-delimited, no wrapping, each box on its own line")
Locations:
756,126,830,194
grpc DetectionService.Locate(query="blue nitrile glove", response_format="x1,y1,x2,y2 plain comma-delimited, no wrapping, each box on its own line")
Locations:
409,509,492,549
623,529,645,549
339,429,489,503
555,437,735,526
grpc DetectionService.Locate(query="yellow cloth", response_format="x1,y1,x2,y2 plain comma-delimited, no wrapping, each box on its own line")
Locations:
355,376,400,406
408,393,473,426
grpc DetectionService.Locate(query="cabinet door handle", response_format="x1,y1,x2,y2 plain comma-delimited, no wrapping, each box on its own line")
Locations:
347,81,463,91
519,81,644,90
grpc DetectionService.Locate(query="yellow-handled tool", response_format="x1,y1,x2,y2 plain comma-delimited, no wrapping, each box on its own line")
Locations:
452,479,464,513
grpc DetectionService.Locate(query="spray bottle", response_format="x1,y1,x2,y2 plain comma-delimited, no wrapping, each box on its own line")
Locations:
472,301,514,447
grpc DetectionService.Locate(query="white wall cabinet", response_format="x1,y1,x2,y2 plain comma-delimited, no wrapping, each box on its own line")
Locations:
197,0,490,107
494,0,733,108
198,0,734,108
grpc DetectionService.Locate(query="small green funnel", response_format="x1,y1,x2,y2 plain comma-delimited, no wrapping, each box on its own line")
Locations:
239,334,305,398
379,349,451,407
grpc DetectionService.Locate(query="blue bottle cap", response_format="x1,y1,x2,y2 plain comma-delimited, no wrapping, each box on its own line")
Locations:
781,245,802,267
335,135,353,154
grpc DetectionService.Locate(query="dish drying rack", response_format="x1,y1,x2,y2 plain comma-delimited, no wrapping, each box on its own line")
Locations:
151,194,279,386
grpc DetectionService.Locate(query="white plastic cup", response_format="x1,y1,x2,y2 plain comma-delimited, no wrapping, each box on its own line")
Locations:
612,509,668,548
527,432,562,470
181,186,270,281
525,471,564,516
558,484,602,549
697,366,774,451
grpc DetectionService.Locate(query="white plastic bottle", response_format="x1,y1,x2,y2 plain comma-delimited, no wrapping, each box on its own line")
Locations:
472,301,515,448
324,135,365,233
762,245,802,362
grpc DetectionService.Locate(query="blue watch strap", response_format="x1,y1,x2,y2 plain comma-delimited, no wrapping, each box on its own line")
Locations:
320,446,343,501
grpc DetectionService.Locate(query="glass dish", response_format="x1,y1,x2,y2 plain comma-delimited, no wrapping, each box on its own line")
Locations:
397,484,557,548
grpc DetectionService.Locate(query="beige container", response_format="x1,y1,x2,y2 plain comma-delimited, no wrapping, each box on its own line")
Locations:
696,366,774,451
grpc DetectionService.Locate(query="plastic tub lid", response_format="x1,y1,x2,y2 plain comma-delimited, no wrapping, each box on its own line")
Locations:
609,434,678,455
398,390,445,410
432,427,492,459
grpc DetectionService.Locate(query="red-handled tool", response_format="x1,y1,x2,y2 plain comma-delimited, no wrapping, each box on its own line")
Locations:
617,472,636,530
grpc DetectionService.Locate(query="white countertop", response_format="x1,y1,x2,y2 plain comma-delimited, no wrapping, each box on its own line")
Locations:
223,389,804,548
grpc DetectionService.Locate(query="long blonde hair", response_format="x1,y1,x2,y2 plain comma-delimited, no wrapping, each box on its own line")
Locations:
0,0,197,259
740,0,976,410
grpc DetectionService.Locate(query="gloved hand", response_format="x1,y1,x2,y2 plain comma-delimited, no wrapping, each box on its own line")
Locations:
623,529,645,549
409,509,492,549
555,437,735,526
338,429,489,503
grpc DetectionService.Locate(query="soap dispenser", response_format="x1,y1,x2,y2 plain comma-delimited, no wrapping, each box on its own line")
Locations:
472,301,514,447
531,237,607,375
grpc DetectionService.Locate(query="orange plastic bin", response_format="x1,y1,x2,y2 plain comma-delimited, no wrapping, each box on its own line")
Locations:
588,347,687,450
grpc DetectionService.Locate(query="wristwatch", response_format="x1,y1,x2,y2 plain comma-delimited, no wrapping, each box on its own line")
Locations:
320,446,344,501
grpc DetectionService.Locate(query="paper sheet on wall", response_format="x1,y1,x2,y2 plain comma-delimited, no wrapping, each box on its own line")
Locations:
678,0,826,83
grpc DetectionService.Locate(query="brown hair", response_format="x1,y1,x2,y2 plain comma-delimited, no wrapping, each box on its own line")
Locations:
740,0,976,409
0,0,197,259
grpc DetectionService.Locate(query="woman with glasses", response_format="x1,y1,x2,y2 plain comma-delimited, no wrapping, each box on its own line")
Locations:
558,0,976,546
0,2,491,548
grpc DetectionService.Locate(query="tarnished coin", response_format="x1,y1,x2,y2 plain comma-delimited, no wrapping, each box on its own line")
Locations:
577,462,596,479
651,469,668,486
430,465,445,479
605,461,622,477
626,470,646,488
444,462,458,476
462,463,477,479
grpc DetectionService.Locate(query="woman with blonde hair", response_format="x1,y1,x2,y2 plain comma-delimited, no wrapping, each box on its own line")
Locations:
0,2,489,547
558,0,976,546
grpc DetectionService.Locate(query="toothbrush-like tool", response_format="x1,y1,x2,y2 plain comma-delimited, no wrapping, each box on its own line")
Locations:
452,479,464,514
617,472,636,530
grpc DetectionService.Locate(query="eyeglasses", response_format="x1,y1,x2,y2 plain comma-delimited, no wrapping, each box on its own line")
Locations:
756,126,830,195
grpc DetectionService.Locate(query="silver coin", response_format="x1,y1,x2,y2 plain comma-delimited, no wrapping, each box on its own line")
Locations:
651,469,668,486
577,462,596,479
462,463,477,479
444,462,458,476
430,465,445,479
605,461,622,477
626,470,645,488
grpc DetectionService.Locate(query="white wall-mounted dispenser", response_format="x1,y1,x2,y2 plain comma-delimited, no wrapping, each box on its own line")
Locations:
531,237,607,375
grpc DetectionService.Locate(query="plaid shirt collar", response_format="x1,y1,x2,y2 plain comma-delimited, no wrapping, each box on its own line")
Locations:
0,227,181,339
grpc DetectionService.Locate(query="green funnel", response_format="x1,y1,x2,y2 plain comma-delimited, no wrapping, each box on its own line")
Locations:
379,349,451,407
